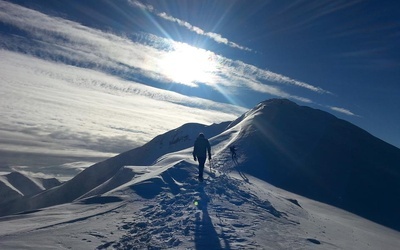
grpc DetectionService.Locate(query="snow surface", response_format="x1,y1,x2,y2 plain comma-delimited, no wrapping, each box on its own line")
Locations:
0,99,399,249
0,162,399,249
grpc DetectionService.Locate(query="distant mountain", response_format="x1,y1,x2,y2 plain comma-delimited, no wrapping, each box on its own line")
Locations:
0,172,61,204
1,99,399,231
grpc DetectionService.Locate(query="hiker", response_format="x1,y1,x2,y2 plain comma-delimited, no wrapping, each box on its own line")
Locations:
193,133,211,182
229,145,237,160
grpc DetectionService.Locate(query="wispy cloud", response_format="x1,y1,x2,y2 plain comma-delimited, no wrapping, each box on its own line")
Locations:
329,106,359,117
218,59,330,94
0,1,329,102
128,0,252,52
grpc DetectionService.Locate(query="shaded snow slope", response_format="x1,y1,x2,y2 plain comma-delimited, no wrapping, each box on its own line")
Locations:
217,99,400,230
0,172,61,204
0,160,399,249
0,178,22,204
0,122,229,216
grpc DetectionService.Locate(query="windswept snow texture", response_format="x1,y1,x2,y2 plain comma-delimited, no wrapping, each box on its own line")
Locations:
0,99,400,249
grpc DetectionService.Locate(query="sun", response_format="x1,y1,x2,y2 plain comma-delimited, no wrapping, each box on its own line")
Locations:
159,43,218,86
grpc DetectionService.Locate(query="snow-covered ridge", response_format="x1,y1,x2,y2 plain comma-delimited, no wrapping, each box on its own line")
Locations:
223,99,400,230
2,98,400,230
0,99,400,249
0,121,229,216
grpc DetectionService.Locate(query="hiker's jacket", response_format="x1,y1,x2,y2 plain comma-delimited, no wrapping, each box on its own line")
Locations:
193,136,211,159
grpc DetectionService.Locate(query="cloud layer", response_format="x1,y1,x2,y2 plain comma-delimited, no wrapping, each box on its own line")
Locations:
0,50,245,168
0,1,359,172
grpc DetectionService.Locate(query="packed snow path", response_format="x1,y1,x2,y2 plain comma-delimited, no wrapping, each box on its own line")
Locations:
97,162,295,249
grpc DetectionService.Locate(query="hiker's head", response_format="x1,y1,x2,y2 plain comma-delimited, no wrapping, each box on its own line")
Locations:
198,133,205,138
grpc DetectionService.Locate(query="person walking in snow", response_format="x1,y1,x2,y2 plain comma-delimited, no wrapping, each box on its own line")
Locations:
193,133,211,182
230,145,239,165
230,145,237,160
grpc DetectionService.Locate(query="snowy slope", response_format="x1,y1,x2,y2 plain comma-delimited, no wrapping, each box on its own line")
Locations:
0,98,400,249
217,99,400,230
0,122,229,216
0,156,399,249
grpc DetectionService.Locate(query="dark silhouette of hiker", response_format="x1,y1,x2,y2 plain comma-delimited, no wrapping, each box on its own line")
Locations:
193,133,211,182
229,145,237,160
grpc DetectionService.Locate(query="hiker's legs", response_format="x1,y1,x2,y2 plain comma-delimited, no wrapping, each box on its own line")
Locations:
198,157,206,181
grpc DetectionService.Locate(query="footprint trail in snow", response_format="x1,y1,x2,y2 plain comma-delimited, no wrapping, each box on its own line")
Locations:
97,163,292,249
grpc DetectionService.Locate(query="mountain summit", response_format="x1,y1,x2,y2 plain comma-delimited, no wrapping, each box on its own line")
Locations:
221,99,400,230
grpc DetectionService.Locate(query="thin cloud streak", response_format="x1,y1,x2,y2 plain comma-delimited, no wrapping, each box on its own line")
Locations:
129,0,252,52
219,59,330,94
329,106,359,117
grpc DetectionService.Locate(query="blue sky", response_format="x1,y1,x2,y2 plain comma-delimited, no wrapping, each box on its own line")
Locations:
0,0,399,173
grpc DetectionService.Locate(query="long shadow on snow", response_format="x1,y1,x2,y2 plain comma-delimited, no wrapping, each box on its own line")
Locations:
195,185,225,250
